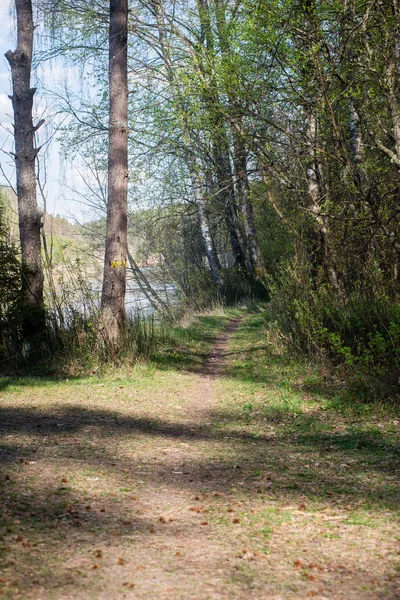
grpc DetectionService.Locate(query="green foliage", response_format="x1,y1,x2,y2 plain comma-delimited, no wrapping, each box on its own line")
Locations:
0,194,21,326
269,262,400,390
31,0,400,393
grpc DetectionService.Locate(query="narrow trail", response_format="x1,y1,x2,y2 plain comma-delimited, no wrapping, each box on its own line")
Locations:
96,314,254,600
186,315,244,422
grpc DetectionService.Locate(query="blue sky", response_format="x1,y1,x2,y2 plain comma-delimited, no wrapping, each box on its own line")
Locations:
0,2,14,191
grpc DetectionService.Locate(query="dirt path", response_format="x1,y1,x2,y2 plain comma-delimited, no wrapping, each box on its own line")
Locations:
0,314,399,600
1,316,257,600
186,315,244,420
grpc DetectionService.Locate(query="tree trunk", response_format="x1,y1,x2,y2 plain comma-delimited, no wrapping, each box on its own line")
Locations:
349,102,364,169
386,59,400,163
100,0,128,348
195,0,246,273
212,141,247,273
305,108,341,291
190,167,223,286
214,0,265,279
153,0,223,286
5,0,45,350
233,131,266,279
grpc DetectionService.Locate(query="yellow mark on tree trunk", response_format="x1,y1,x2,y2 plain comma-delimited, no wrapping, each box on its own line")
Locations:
111,259,127,268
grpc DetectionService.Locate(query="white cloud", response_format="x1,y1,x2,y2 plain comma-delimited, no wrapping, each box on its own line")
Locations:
0,93,12,122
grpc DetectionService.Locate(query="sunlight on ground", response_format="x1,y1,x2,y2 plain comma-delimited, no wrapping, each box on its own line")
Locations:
0,311,399,599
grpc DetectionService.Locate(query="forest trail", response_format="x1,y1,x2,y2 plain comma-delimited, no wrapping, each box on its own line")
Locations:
0,313,399,600
184,315,244,420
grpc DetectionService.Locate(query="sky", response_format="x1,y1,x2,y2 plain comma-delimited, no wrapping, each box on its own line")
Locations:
0,2,14,192
0,2,87,221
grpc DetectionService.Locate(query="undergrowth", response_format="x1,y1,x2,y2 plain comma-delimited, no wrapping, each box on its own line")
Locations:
267,262,400,398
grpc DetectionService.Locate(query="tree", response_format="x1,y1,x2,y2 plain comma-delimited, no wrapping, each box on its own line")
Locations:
0,191,20,328
100,0,129,348
5,0,45,350
151,0,223,286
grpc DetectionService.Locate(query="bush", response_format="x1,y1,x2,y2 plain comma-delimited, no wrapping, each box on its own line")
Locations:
0,203,21,359
269,261,400,389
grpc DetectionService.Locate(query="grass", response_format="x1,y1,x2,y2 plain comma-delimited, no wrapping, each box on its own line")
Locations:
0,307,399,599
214,313,399,509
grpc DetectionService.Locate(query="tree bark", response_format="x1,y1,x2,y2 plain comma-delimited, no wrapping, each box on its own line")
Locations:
5,0,45,348
195,0,246,274
232,131,266,279
152,0,223,286
305,107,341,291
214,0,265,280
190,167,223,286
100,0,129,348
212,139,247,273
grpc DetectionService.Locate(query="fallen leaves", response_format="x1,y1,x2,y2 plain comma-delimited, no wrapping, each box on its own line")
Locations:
0,322,398,600
159,515,176,524
189,506,208,514
308,563,324,571
307,589,325,597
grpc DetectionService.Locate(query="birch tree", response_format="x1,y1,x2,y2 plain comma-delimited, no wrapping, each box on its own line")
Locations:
151,0,223,286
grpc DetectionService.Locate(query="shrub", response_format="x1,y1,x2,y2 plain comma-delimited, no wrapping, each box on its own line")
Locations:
269,261,400,389
0,202,21,360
